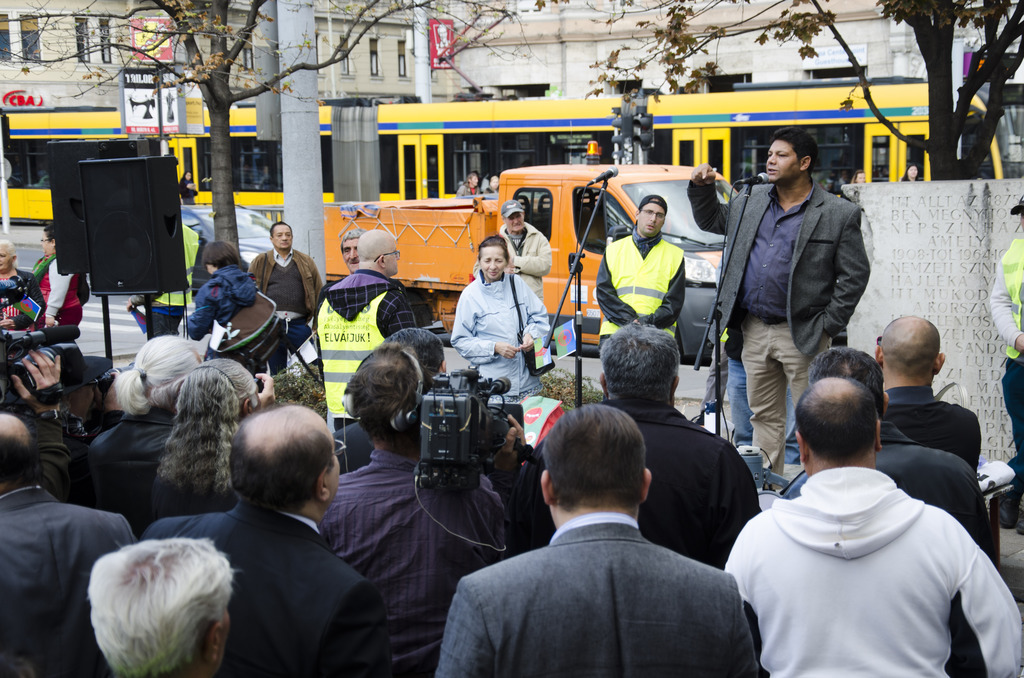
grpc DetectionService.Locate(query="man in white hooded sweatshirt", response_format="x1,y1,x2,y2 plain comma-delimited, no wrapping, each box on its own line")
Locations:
726,375,1020,678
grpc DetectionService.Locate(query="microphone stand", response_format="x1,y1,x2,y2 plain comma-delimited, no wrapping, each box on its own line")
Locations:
692,180,757,437
547,178,611,408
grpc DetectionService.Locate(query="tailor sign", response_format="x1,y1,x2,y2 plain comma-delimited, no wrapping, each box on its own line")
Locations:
2,90,43,107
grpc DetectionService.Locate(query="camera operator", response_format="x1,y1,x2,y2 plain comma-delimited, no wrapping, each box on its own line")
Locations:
320,343,523,677
61,358,123,508
7,349,72,501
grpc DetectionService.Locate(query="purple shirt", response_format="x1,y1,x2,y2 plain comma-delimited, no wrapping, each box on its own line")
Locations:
319,449,510,674
739,186,812,322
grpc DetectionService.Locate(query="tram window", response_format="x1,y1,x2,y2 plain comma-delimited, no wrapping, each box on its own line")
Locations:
871,136,889,182
320,136,332,194
231,138,282,192
678,139,695,167
648,130,672,165
512,188,554,240
445,134,490,192
380,136,398,194
426,144,440,199
707,140,724,174
906,134,926,176
24,139,48,187
402,145,416,199
500,133,537,169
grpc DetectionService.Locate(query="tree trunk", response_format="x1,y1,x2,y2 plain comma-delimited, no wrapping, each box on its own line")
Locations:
207,103,239,247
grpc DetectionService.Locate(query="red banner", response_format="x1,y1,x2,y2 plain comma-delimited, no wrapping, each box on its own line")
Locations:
429,19,455,70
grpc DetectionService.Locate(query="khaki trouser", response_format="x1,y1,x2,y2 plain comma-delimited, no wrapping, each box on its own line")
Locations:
741,314,830,478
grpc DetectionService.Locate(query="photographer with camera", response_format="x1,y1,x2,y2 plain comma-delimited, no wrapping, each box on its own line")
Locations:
320,342,523,677
5,349,72,502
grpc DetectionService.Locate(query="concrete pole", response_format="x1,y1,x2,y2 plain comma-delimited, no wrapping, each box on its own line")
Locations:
414,7,432,103
278,0,326,273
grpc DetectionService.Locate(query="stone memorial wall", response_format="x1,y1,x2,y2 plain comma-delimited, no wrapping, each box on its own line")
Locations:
846,179,1024,463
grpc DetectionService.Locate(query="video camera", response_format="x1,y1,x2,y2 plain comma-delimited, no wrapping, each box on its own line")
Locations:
1,325,85,404
415,369,523,491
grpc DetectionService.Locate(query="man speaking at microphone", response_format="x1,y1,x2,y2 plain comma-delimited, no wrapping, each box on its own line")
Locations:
688,127,869,477
596,193,686,346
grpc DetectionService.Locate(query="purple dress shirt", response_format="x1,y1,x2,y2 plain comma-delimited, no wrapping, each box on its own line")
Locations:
739,186,811,322
319,449,511,674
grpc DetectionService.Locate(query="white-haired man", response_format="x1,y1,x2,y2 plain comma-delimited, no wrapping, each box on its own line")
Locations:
89,538,233,678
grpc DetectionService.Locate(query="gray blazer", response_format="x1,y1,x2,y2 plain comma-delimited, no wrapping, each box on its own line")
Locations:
689,182,869,355
436,522,758,678
0,487,135,678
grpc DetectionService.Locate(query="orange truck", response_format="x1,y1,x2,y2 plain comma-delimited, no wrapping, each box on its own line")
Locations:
323,165,731,358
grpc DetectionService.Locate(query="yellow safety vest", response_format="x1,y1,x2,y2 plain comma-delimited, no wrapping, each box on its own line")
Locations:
317,292,386,416
154,226,200,307
1003,239,1024,359
599,237,684,336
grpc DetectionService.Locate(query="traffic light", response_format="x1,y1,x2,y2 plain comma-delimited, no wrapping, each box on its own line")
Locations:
611,104,633,148
634,102,654,151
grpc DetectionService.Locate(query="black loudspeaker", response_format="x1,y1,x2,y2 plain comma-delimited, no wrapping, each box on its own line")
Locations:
47,140,153,274
79,156,186,295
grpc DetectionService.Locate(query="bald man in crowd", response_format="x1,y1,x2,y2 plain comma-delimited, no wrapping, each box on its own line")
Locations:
317,229,416,427
875,316,981,470
143,406,391,677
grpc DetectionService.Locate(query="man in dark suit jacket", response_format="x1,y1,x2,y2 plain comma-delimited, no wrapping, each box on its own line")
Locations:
507,323,759,568
689,127,870,477
0,408,135,678
875,316,981,470
143,405,391,678
437,404,757,678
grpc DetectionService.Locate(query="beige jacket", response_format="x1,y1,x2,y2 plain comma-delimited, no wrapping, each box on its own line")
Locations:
476,222,552,300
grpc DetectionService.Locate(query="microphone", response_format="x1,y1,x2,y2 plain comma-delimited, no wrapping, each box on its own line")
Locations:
734,173,770,186
35,325,82,344
489,377,512,396
586,167,619,186
0,276,27,304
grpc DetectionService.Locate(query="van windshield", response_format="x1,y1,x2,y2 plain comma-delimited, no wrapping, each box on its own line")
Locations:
621,180,731,248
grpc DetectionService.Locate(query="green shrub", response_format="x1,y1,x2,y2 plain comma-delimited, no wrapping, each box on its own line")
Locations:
538,368,603,410
272,366,327,418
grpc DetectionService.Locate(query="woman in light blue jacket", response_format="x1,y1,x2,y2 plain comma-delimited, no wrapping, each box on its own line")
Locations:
452,235,550,399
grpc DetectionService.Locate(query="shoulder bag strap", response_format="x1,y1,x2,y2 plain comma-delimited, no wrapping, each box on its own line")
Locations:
508,274,526,340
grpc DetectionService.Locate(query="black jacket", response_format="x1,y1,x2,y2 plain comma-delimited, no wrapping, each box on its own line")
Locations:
144,502,392,678
507,398,760,568
884,396,981,471
876,421,995,564
89,408,175,537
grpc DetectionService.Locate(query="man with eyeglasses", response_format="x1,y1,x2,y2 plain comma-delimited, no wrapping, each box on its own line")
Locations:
316,229,416,428
596,194,686,346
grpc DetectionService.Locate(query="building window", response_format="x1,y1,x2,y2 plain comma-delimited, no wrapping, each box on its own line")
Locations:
75,18,89,63
398,40,406,78
242,45,253,69
370,39,379,76
338,40,349,75
21,17,40,61
100,19,111,64
0,15,11,61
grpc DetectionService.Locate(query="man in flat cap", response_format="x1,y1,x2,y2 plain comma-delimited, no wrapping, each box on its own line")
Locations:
477,200,552,301
990,192,1024,531
596,194,686,346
